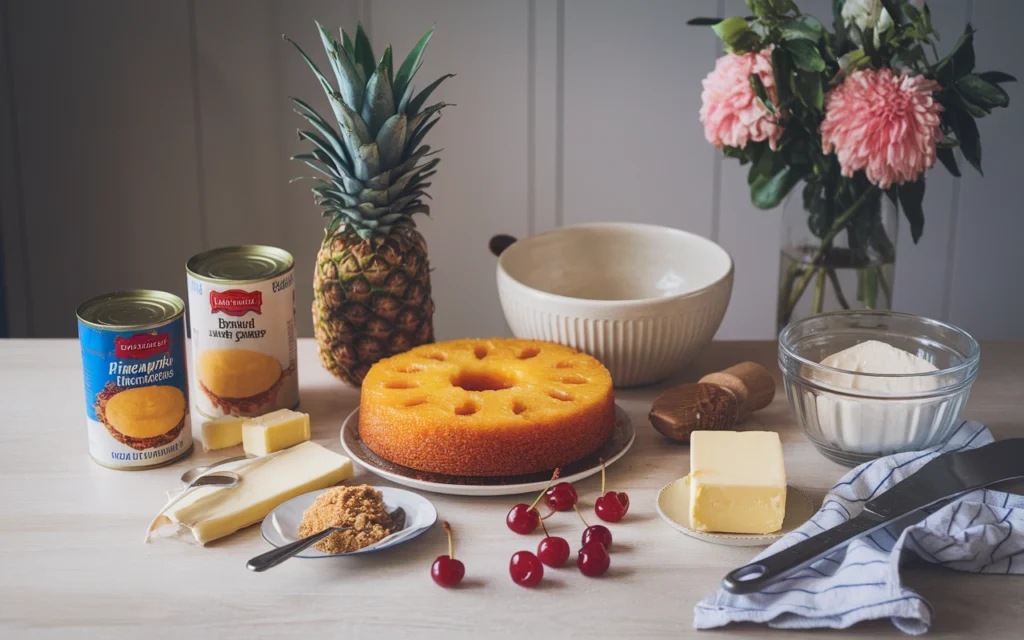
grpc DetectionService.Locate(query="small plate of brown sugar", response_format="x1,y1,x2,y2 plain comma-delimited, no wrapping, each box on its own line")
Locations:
261,485,437,557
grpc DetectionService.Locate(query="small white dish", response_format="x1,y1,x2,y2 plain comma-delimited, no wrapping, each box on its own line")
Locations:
496,223,734,387
340,405,635,496
656,476,814,547
260,486,437,558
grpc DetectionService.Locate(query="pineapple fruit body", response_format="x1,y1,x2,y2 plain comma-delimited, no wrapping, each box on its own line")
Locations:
314,226,434,384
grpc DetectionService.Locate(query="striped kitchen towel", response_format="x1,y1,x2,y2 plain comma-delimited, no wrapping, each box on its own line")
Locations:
694,421,1024,635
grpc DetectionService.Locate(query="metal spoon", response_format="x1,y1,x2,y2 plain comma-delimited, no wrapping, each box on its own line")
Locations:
145,471,240,542
247,507,406,572
180,456,247,487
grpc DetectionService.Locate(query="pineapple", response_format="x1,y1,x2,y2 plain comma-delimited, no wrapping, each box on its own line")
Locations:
287,23,451,385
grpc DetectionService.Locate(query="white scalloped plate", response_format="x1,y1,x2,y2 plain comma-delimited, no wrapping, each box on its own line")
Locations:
656,476,815,547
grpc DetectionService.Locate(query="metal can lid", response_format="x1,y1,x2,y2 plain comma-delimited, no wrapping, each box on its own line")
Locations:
186,245,294,284
77,290,185,330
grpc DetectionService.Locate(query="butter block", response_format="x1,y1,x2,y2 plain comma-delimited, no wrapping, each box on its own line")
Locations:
199,416,244,451
150,441,354,544
242,408,310,456
689,431,786,534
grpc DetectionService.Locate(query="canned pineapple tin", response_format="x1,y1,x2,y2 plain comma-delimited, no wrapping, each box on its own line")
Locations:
77,290,193,470
186,245,298,419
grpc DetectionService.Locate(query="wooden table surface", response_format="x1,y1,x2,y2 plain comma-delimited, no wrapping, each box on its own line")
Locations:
2,339,1023,639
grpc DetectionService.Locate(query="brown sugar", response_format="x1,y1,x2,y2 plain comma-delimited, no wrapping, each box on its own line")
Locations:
298,485,394,554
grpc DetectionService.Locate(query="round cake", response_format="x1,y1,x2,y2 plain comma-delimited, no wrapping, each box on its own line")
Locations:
359,338,616,476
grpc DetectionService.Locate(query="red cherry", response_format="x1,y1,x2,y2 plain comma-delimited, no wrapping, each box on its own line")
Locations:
573,504,613,549
536,518,570,567
431,521,465,587
507,468,562,534
582,524,613,549
577,541,611,577
595,491,630,523
509,551,544,587
506,503,540,535
544,481,578,512
594,458,629,522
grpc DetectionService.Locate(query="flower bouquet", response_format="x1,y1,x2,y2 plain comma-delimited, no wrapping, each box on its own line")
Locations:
691,0,1014,329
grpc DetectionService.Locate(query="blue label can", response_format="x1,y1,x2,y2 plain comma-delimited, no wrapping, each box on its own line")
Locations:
77,290,193,469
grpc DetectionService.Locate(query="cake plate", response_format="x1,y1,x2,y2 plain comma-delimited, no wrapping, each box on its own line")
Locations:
340,404,635,496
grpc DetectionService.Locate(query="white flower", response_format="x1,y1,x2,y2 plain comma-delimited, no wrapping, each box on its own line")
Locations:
841,0,894,46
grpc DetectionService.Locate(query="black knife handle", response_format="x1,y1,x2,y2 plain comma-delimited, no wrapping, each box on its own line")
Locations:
722,516,882,594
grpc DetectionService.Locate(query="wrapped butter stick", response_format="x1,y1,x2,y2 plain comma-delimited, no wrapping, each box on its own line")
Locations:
147,441,354,544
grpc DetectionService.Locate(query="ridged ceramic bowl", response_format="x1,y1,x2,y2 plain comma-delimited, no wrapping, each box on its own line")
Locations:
494,223,733,387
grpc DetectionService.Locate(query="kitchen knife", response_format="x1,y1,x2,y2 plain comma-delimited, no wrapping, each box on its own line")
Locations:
722,438,1024,594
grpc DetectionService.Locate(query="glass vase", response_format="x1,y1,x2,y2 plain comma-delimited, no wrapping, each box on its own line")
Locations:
776,182,898,332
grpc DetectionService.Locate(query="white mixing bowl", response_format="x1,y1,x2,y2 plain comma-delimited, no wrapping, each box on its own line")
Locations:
495,223,733,387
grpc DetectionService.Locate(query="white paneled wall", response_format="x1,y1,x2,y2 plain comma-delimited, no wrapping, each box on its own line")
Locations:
1,0,1022,340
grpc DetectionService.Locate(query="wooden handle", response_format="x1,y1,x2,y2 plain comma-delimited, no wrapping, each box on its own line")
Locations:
698,361,775,422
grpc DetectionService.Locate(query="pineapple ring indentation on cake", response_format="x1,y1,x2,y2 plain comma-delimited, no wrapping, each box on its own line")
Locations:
358,338,616,477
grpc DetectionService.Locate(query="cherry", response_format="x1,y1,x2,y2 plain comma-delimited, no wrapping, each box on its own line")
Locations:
574,504,613,549
544,481,578,512
506,503,540,535
430,521,465,587
577,541,611,577
536,518,571,568
506,468,561,535
509,551,544,587
594,458,629,523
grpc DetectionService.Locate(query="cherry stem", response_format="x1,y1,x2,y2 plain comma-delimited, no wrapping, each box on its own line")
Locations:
573,504,590,528
528,467,561,512
541,509,556,521
443,521,454,559
600,457,606,495
539,516,550,538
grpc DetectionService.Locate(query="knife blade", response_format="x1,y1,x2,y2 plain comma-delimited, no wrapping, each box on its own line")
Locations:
722,438,1024,594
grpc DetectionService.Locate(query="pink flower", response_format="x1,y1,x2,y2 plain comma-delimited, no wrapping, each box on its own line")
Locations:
821,68,943,189
700,48,782,151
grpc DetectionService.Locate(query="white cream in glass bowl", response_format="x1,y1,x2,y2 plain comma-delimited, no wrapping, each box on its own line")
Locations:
495,223,733,387
778,311,980,466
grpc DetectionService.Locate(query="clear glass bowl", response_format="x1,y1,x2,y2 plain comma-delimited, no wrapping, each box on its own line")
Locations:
778,311,980,466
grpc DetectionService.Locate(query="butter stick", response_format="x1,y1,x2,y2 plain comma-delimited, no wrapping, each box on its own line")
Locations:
199,416,244,451
242,409,310,456
688,431,786,534
149,441,353,544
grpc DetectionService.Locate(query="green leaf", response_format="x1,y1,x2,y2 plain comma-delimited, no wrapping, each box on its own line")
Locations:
783,39,825,72
978,71,1017,85
751,165,803,209
780,17,823,41
353,23,376,83
317,22,363,111
749,74,775,115
956,110,982,174
794,69,824,110
712,16,750,45
381,46,394,87
375,113,407,171
956,75,1010,110
937,25,975,83
393,28,434,108
405,115,440,154
356,143,380,181
770,0,798,14
897,179,926,243
936,147,961,178
284,36,338,101
407,102,448,142
687,17,724,26
406,73,455,116
361,59,396,138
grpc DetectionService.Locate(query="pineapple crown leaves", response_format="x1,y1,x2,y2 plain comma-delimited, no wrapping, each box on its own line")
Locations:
285,22,454,240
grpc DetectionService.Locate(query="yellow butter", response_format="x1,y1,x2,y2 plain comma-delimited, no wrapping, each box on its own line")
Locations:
242,409,310,456
199,416,244,451
688,430,786,534
150,441,353,544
